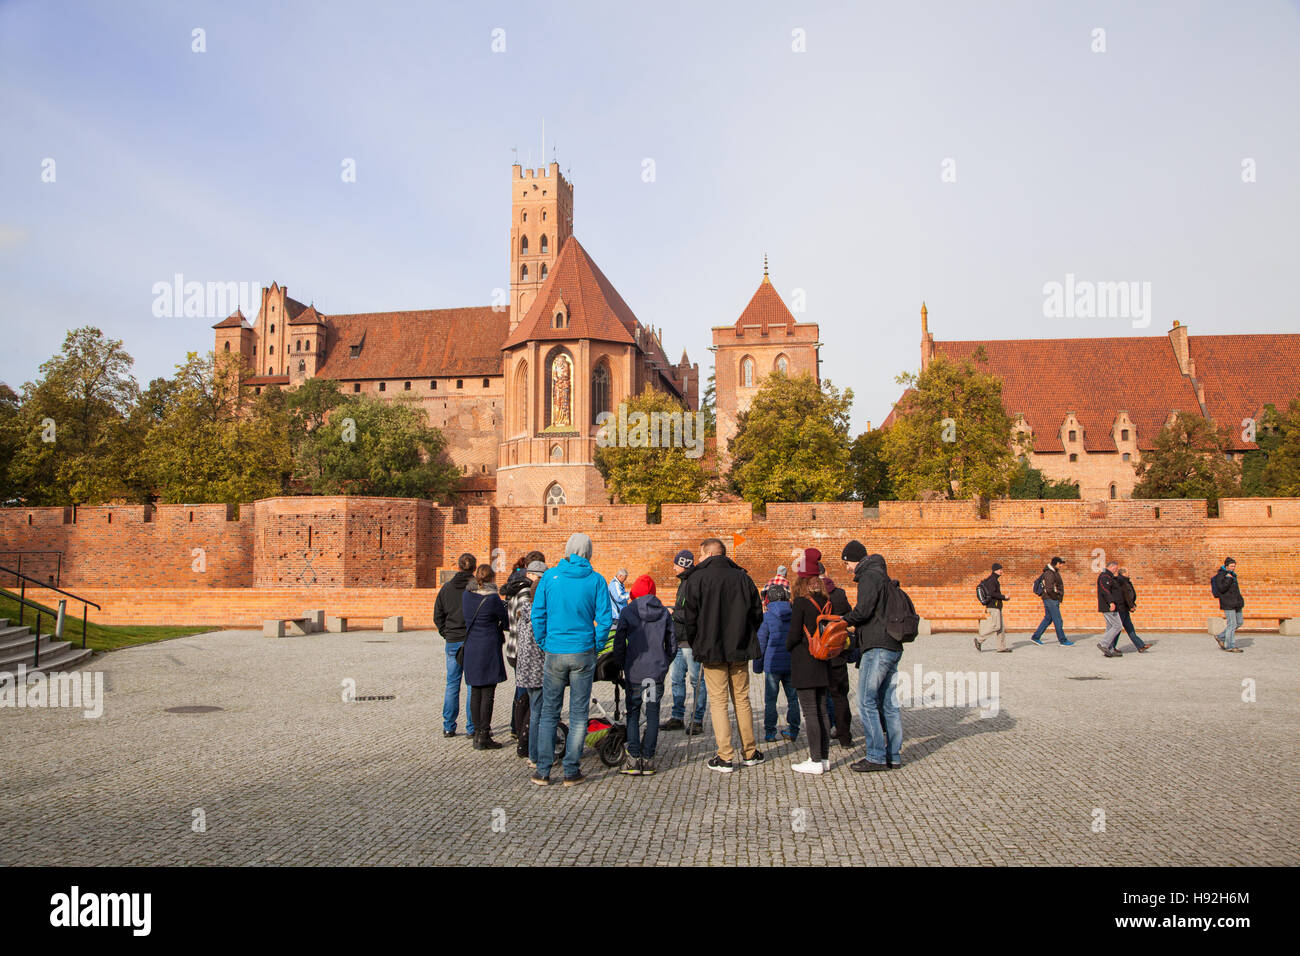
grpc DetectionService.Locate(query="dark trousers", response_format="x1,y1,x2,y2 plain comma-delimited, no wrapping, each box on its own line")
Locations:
1109,609,1147,651
470,685,496,736
797,688,830,762
827,662,852,743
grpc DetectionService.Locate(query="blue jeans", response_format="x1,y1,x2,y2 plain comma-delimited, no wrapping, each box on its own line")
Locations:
857,648,903,764
527,686,544,765
442,642,475,735
669,646,707,722
536,650,596,779
763,671,800,736
1031,598,1067,642
626,679,664,759
1217,609,1243,649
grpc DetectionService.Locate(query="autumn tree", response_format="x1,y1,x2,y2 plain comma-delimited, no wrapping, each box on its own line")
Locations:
1131,412,1240,510
1006,458,1081,499
849,427,893,505
1241,398,1300,497
593,386,708,514
727,372,853,505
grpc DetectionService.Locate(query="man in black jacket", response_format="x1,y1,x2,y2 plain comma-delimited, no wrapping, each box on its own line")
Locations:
1029,556,1074,646
1212,558,1245,652
840,541,904,772
975,563,1011,653
1106,566,1149,654
680,538,765,772
1095,560,1125,658
434,552,477,737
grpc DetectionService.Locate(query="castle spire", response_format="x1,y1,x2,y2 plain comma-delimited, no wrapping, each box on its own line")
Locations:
921,301,928,335
762,253,769,283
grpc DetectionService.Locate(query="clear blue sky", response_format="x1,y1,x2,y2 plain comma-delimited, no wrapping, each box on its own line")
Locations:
2,0,1297,431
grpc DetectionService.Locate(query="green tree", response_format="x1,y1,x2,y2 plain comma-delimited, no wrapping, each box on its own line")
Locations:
0,383,21,502
1006,458,1081,499
1242,398,1300,497
300,394,461,498
699,370,717,435
1132,412,1240,509
849,427,893,505
881,352,1018,500
9,327,141,504
593,386,707,513
285,377,345,485
727,372,853,505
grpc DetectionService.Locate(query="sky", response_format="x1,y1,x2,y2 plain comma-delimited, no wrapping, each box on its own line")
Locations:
2,0,1298,432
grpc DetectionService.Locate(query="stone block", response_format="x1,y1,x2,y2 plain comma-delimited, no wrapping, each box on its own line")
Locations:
303,609,325,633
1280,618,1300,636
262,620,286,638
325,616,348,633
383,615,403,633
1207,616,1226,636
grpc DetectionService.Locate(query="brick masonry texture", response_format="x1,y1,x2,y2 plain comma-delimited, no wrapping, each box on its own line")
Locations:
3,496,1299,628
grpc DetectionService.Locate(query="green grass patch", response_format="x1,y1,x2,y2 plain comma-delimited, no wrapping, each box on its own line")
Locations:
0,588,211,652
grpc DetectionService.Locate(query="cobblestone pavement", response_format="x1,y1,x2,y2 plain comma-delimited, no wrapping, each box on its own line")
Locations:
1,628,1295,866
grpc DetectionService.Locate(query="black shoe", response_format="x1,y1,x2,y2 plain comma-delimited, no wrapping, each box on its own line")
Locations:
687,721,704,735
472,735,485,751
660,718,685,731
563,772,586,787
706,755,735,773
481,735,504,750
443,730,457,738
530,773,552,786
741,749,764,767
850,759,890,773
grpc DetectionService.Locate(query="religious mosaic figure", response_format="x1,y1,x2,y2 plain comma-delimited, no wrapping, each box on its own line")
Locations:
551,353,572,428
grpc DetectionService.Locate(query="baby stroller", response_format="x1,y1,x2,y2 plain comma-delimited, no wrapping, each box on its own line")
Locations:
552,631,628,768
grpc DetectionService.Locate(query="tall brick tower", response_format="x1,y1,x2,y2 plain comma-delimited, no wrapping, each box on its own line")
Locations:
509,162,573,331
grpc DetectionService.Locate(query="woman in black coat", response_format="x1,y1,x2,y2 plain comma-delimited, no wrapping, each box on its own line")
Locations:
461,563,510,750
786,571,833,775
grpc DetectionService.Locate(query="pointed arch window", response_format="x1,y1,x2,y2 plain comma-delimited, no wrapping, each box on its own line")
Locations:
223,342,230,352
514,360,529,434
775,354,789,375
591,362,612,425
740,356,755,387
520,264,528,281
545,482,566,506
540,234,549,254
540,264,548,280
520,235,529,255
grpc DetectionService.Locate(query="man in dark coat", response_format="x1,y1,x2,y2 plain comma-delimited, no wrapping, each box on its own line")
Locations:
1212,557,1245,652
1106,566,1149,654
680,538,764,772
1029,556,1074,646
1096,560,1126,657
975,563,1011,653
840,541,904,772
434,552,478,737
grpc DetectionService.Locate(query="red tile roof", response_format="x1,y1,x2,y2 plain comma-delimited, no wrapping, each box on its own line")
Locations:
244,374,289,386
315,308,507,380
1191,334,1300,448
502,237,638,349
927,336,1202,453
212,309,250,329
733,276,796,330
289,304,324,326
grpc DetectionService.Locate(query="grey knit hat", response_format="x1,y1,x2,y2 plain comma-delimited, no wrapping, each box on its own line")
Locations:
565,533,593,560
526,560,547,574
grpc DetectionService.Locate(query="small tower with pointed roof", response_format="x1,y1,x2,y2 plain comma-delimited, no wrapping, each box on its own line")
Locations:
710,257,821,463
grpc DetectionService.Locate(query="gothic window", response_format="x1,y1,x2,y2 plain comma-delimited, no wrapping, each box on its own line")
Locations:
520,235,529,255
305,341,311,352
540,234,548,254
1121,428,1130,441
268,366,273,375
521,264,528,281
521,211,527,222
223,342,230,352
1109,483,1117,499
514,361,529,433
591,362,611,425
298,360,306,373
1068,430,1077,442
542,210,548,221
553,310,567,329
775,354,789,375
270,323,275,333
269,346,274,355
740,356,754,387
545,482,566,506
550,444,564,461
540,264,548,280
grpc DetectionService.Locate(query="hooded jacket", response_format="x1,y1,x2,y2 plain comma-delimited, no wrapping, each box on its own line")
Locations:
531,554,613,656
670,567,696,647
1096,570,1123,613
433,568,475,642
842,554,902,654
756,600,793,674
979,571,1007,609
1038,565,1065,602
678,554,763,664
1212,566,1244,611
612,594,677,686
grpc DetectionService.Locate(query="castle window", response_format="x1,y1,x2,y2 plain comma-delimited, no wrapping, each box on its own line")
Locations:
1068,453,1078,462
483,378,490,388
1121,428,1130,441
540,264,548,280
457,379,464,389
298,360,305,373
521,211,527,222
268,366,273,375
431,380,437,389
540,234,548,254
591,362,611,425
305,341,310,352
1122,453,1131,462
553,310,568,329
269,346,274,355
740,356,755,388
223,342,230,352
1109,483,1117,499
542,210,548,221
520,235,529,255
379,382,386,392
1068,429,1077,442
521,264,528,280
353,383,361,393
350,345,361,358
550,444,564,461
545,482,566,506
254,387,261,395
404,381,411,391
270,323,275,333
775,354,789,375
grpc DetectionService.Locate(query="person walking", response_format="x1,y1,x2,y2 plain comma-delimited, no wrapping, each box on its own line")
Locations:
1212,558,1245,653
609,568,630,617
680,538,765,773
662,549,707,734
434,552,478,738
756,583,799,743
461,563,510,750
511,558,548,767
975,563,1012,653
531,533,613,786
840,541,905,772
822,571,855,748
1107,566,1150,654
1096,560,1126,657
1029,556,1074,646
612,574,677,776
786,556,834,775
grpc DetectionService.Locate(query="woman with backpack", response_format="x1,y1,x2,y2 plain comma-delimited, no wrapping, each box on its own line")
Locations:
461,563,511,751
785,549,834,775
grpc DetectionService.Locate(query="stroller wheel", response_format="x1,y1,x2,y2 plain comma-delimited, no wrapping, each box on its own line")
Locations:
599,726,628,767
554,721,568,762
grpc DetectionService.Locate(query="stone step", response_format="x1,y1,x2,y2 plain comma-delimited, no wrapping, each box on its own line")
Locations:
0,634,64,669
0,642,93,678
0,624,34,642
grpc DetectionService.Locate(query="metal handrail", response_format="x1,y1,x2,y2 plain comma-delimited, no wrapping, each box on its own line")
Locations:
1,589,49,668
0,564,100,650
0,550,63,587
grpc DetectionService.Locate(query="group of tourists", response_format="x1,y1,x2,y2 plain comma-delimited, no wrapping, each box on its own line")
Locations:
433,534,909,784
976,555,1249,656
433,537,1249,785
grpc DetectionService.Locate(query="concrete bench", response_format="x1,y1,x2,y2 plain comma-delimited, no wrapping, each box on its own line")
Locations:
382,615,403,634
1208,614,1300,635
303,609,325,633
325,615,348,633
263,617,312,638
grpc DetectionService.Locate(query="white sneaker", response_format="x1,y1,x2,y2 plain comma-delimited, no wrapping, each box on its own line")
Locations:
793,759,824,775
821,760,831,772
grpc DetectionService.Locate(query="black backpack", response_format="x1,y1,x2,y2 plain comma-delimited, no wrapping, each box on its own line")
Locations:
975,581,989,606
881,577,921,643
1032,573,1046,597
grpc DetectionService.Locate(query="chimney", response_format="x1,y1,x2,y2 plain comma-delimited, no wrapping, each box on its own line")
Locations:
920,301,936,371
1168,320,1190,374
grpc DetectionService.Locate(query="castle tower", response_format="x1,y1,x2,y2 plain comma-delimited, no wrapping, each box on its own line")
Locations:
509,162,573,331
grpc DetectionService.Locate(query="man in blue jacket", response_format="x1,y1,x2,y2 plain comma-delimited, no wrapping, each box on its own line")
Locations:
530,532,613,786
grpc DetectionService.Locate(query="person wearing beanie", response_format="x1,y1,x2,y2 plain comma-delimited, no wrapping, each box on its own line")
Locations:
663,549,708,733
785,571,834,774
841,540,868,565
762,564,790,610
793,547,823,579
756,583,799,743
435,551,479,738
1211,558,1244,652
840,544,905,772
975,562,1011,653
612,573,677,775
1029,556,1073,647
530,532,613,786
502,551,547,756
